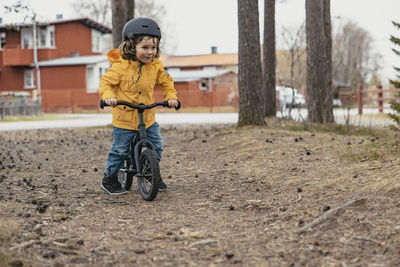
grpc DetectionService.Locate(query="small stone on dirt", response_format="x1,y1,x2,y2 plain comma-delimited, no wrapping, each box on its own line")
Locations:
133,249,145,254
36,203,49,213
42,251,56,259
225,251,235,259
322,205,330,211
174,235,183,241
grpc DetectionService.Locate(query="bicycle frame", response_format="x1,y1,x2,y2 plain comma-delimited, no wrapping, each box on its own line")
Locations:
99,99,181,179
127,107,157,178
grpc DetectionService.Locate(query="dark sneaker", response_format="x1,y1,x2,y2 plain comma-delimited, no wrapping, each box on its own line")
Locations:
101,174,127,196
158,178,167,192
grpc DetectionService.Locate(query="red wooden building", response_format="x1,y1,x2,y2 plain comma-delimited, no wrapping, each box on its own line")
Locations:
159,51,238,109
0,17,111,112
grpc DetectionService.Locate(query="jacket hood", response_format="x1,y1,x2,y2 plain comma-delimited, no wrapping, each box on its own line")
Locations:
106,48,161,66
106,49,122,65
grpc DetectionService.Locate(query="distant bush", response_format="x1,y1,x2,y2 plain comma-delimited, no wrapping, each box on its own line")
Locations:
388,21,400,133
388,101,400,132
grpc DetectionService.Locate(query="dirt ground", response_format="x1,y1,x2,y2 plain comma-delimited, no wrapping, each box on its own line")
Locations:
1,120,400,267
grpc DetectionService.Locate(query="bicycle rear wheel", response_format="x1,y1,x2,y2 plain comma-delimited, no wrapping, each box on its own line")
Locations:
118,159,134,191
137,149,161,201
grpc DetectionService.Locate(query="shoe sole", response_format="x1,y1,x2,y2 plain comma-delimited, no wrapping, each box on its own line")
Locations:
158,188,167,192
101,183,128,196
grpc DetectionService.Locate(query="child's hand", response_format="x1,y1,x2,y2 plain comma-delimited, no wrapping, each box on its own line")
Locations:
105,98,117,107
167,99,178,108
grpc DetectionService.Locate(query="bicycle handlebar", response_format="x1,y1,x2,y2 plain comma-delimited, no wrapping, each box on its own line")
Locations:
99,99,181,111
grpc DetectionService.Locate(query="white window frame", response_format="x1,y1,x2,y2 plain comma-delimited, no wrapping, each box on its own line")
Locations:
39,26,47,47
199,79,208,91
91,29,101,53
21,25,55,49
24,69,36,89
86,61,110,93
86,66,96,93
48,25,55,48
21,28,33,49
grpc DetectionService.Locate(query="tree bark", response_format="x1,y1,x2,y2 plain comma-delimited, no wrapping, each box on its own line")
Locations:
237,0,265,126
323,0,334,119
111,0,135,48
305,0,334,123
263,0,276,117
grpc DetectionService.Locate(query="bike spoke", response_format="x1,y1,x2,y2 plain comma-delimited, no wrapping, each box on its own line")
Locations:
137,150,160,201
141,160,153,190
142,161,151,173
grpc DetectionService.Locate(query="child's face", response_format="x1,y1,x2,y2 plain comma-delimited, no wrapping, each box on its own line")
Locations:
135,36,158,64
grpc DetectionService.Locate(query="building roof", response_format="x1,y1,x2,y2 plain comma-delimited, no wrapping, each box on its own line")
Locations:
160,53,238,68
0,17,111,34
168,69,232,82
34,55,108,67
50,18,112,34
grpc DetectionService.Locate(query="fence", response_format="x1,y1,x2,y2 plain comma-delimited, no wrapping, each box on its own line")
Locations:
41,89,100,113
357,84,400,115
0,97,42,120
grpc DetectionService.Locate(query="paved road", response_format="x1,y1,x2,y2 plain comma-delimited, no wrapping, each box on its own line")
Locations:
0,113,238,131
0,108,394,131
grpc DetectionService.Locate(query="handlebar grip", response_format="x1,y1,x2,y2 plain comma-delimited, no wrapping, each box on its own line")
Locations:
175,100,181,111
99,99,109,109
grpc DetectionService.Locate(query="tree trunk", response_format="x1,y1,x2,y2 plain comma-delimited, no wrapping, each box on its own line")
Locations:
263,0,276,117
305,0,334,123
237,0,265,126
111,0,135,48
323,0,334,119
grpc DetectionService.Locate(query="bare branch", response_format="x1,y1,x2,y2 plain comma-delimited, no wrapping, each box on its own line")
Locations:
297,198,366,234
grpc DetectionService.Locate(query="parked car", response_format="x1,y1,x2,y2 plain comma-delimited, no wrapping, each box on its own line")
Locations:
276,86,306,109
333,98,342,107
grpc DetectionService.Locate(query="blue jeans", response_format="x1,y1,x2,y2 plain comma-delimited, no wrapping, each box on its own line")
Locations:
105,122,163,176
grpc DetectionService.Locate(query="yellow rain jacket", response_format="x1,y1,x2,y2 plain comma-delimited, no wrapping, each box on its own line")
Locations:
99,49,178,130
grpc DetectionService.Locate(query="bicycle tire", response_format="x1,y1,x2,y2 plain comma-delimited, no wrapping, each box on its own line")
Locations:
137,149,160,201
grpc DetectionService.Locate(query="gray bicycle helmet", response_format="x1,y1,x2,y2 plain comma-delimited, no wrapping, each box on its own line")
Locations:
122,17,161,41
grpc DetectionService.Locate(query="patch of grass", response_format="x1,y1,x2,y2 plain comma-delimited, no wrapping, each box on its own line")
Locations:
0,219,20,243
0,249,36,267
355,113,393,120
266,118,388,137
343,140,400,162
0,251,13,267
84,124,113,130
344,147,380,161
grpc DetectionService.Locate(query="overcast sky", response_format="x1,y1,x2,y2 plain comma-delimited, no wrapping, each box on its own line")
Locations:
1,0,399,83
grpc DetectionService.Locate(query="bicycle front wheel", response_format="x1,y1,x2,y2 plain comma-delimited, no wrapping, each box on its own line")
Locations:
137,149,161,201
